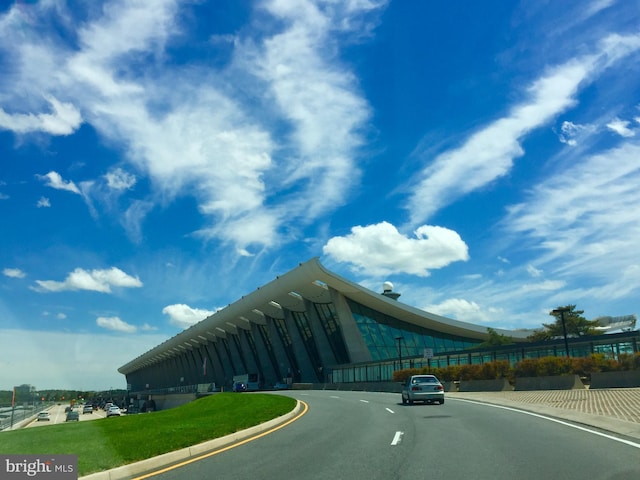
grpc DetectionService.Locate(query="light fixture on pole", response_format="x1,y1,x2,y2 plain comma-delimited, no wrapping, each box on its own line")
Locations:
552,307,571,357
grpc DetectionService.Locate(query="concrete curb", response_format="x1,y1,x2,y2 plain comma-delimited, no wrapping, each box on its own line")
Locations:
80,400,304,480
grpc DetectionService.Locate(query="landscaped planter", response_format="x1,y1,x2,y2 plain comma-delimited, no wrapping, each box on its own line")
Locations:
589,370,640,389
515,374,584,391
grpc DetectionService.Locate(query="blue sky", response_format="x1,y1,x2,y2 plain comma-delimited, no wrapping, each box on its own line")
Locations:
1,0,639,391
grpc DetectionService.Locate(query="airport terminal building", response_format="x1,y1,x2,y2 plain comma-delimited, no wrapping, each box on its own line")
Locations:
118,258,638,393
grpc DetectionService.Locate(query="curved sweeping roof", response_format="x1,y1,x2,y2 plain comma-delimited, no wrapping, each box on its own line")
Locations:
119,257,529,374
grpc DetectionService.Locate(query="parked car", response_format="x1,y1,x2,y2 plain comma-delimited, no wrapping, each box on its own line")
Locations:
401,374,445,405
106,406,121,417
82,405,93,414
233,382,247,392
65,410,80,421
37,412,50,421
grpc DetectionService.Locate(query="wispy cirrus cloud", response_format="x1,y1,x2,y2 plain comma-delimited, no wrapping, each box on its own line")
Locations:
504,141,640,302
104,168,136,191
0,95,82,135
37,171,81,195
606,117,636,137
37,196,51,208
406,33,640,226
0,0,385,253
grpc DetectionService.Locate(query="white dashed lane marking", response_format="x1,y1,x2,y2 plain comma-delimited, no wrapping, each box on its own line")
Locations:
391,431,404,445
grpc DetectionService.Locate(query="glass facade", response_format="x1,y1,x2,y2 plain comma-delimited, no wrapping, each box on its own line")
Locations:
330,330,639,383
314,303,350,364
272,316,300,379
291,311,323,381
346,299,482,361
257,323,281,381
242,328,264,383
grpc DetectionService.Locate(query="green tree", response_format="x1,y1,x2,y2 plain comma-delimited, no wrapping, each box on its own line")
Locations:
478,327,513,347
527,305,599,341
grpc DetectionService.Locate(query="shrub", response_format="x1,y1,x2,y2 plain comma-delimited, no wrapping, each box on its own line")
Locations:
570,356,598,377
535,356,573,376
433,365,461,382
615,353,640,371
393,368,420,383
592,353,621,372
481,360,511,379
392,352,638,384
514,358,539,378
458,364,484,381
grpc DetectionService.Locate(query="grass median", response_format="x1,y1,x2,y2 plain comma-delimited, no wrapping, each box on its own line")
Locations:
0,393,297,476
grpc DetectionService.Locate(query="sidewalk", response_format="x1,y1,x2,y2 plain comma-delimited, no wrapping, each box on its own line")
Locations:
447,387,640,441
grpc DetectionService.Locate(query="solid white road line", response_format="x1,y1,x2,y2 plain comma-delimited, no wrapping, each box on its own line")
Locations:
453,398,640,449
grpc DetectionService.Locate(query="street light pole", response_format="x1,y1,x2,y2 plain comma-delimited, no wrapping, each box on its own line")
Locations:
552,307,571,357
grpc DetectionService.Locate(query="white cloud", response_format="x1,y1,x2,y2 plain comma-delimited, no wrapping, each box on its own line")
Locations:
104,168,137,190
0,1,387,251
557,120,595,146
162,304,217,329
606,117,635,137
323,221,469,277
34,267,143,293
422,298,504,324
244,1,373,220
121,200,154,244
36,196,51,208
96,316,137,333
0,95,82,135
526,264,543,277
407,34,640,225
37,171,81,195
504,141,640,301
518,279,566,294
3,268,26,278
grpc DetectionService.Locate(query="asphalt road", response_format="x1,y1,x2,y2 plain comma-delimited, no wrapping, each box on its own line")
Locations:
136,390,640,480
26,404,107,427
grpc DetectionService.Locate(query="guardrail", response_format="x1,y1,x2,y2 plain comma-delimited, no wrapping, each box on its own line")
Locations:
0,404,53,431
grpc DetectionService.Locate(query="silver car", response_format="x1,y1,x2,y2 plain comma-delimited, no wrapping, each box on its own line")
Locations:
401,374,445,405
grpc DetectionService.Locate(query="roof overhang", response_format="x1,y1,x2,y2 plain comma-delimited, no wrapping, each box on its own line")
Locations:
118,257,530,374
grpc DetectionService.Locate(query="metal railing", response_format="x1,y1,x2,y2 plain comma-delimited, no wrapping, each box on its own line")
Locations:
0,404,53,431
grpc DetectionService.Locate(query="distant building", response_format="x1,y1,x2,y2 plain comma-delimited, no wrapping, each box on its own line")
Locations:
594,315,637,333
13,384,36,404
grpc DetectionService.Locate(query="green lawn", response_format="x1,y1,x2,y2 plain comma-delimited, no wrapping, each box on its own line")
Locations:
0,393,296,476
